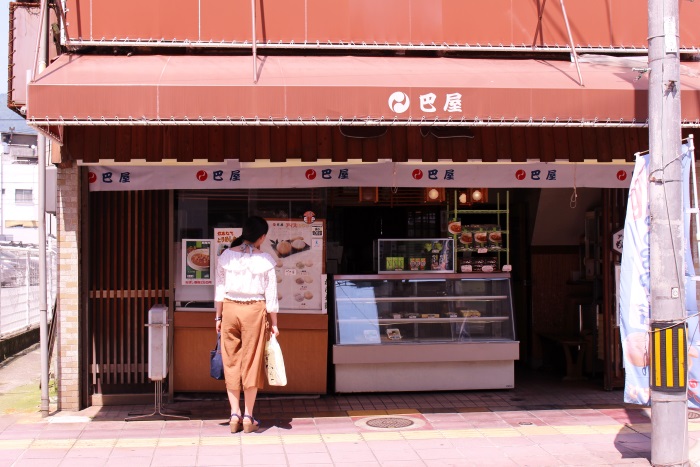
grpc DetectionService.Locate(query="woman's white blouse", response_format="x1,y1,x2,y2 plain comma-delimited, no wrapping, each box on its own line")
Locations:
214,248,279,313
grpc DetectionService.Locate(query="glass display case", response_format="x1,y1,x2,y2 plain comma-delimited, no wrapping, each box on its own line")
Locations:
334,273,514,344
332,273,519,392
377,238,454,273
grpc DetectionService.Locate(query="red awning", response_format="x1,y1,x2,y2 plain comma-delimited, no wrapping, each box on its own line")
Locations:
26,54,700,127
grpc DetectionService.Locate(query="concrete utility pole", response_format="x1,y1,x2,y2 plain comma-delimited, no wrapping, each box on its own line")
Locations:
648,0,688,465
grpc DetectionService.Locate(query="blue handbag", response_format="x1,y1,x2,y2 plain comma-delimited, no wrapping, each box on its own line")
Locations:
210,334,225,380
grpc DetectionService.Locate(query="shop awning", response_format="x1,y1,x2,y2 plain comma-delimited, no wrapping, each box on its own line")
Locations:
27,54,700,127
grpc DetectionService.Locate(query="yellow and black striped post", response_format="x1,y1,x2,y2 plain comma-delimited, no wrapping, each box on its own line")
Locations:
650,322,687,392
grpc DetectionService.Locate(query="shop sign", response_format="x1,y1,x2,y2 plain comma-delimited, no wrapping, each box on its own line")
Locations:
612,228,624,254
85,161,633,191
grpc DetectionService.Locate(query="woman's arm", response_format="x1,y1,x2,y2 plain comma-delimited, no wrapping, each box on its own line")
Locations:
264,268,280,337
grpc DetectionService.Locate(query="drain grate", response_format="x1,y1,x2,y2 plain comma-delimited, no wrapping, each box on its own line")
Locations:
366,417,415,429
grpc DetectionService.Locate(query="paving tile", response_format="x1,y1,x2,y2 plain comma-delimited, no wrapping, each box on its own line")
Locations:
108,446,156,457
11,459,62,467
195,454,242,466
332,462,381,467
240,451,288,465
329,448,376,462
372,447,421,462
150,454,198,466
57,457,108,467
104,456,153,467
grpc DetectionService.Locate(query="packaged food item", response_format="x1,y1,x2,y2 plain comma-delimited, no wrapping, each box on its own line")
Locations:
459,230,474,250
447,220,462,235
460,309,481,317
460,257,474,272
488,227,503,251
473,229,489,250
385,257,405,271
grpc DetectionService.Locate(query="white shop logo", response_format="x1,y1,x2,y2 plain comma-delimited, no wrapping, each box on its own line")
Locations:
388,92,410,113
388,91,463,114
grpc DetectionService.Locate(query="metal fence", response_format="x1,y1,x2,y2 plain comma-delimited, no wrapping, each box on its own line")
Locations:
0,245,57,337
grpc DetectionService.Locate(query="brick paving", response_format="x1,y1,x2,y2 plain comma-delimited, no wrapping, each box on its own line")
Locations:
2,364,700,466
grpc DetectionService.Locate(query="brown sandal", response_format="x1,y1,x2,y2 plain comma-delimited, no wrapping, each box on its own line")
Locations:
242,414,259,433
229,414,242,433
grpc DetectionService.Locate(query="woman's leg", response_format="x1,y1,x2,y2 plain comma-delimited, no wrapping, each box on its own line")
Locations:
221,301,244,411
243,387,257,417
227,388,241,417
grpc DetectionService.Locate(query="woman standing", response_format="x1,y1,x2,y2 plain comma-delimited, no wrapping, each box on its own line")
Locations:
214,216,279,433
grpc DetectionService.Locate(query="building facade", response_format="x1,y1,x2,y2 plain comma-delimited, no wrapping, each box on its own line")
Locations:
9,0,700,410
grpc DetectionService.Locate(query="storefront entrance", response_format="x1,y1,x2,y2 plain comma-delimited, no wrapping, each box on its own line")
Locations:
83,184,627,406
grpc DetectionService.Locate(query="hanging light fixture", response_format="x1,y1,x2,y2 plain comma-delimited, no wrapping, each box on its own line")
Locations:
424,188,445,203
458,189,488,205
359,187,379,203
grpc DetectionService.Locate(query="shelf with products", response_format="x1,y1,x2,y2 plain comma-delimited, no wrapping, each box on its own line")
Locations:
376,238,454,273
447,190,510,272
331,273,519,392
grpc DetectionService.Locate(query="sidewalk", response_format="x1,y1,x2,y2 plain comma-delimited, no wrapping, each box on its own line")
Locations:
1,348,699,466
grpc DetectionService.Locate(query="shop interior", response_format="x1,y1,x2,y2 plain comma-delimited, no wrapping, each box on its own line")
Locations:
173,185,617,390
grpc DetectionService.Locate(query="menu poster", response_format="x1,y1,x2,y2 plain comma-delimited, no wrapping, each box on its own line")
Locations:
213,228,242,272
260,220,325,312
182,239,213,285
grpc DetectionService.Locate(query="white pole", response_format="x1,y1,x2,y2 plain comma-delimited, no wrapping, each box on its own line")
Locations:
36,0,49,418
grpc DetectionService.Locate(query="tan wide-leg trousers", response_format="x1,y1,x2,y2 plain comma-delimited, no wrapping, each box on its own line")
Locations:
221,300,268,391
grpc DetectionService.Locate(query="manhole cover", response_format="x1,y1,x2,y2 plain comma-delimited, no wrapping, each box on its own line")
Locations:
366,417,415,429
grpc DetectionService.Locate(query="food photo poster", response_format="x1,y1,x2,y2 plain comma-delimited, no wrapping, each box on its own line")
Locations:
213,228,241,271
261,220,325,312
182,239,213,285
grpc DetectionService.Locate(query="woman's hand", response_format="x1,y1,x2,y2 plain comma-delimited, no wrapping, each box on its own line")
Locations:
270,324,280,338
216,320,222,334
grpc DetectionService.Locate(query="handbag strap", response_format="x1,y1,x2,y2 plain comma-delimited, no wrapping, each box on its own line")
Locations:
214,333,221,352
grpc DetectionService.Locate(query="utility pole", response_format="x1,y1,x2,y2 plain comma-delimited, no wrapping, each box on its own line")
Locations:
648,0,688,465
37,0,49,418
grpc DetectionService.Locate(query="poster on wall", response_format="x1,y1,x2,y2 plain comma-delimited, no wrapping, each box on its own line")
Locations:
182,239,213,285
213,228,241,272
258,219,325,313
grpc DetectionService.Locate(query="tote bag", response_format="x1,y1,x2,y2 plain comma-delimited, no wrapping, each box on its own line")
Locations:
265,335,287,386
210,334,225,380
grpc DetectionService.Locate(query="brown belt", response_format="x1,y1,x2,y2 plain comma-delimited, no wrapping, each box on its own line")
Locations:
224,298,265,304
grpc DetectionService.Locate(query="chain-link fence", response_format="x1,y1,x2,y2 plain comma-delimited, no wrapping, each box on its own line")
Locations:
0,245,57,337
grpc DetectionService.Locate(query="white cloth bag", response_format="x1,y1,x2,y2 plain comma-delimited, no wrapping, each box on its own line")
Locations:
265,335,287,386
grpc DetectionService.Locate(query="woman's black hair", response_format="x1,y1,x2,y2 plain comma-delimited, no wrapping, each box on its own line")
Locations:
230,216,269,248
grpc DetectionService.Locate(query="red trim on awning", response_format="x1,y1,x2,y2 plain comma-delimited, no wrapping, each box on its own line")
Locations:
26,54,700,126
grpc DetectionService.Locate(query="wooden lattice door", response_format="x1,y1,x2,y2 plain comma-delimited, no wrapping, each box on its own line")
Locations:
87,190,170,397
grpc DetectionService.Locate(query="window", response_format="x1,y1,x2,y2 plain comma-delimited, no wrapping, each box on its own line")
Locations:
15,189,32,204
